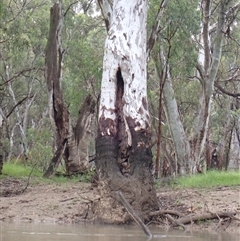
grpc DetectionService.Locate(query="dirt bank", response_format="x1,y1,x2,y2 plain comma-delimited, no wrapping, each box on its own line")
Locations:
0,177,239,233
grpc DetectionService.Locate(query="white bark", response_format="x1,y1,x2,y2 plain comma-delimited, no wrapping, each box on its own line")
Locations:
159,49,192,174
98,0,113,31
99,0,149,136
6,67,29,156
0,108,5,127
194,0,230,165
229,83,240,170
229,128,240,170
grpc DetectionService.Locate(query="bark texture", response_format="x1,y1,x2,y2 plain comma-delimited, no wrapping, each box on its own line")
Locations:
94,0,158,223
44,3,95,177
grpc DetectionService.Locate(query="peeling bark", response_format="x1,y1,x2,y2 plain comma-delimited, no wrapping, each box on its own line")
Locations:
94,0,158,223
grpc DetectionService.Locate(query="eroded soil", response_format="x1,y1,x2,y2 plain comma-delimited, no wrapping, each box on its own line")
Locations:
0,177,239,233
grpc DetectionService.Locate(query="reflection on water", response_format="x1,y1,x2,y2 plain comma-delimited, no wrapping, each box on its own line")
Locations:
0,221,239,241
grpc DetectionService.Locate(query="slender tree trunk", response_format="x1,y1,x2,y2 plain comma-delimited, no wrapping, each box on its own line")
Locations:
94,0,158,223
5,69,29,158
0,108,5,174
158,48,192,174
193,0,230,168
228,94,240,170
154,88,163,179
218,100,232,169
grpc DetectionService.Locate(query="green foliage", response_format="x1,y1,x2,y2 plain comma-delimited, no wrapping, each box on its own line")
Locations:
62,12,104,117
176,171,240,188
158,0,200,76
27,128,53,171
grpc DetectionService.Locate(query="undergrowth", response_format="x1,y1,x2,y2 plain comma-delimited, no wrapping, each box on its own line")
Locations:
0,162,92,184
2,162,239,188
175,170,240,188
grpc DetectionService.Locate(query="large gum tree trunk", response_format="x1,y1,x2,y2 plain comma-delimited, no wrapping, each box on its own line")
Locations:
94,0,158,223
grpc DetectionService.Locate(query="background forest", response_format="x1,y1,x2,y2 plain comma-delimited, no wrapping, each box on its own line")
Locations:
0,0,239,177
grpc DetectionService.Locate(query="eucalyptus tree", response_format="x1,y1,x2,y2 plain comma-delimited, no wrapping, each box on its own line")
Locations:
93,0,171,223
43,0,100,177
152,0,240,174
0,0,51,161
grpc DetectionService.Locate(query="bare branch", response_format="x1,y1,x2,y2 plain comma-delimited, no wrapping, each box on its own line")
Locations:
196,63,205,86
147,0,169,60
97,0,113,31
63,1,79,17
202,0,211,72
214,82,240,98
0,67,36,86
6,95,33,118
209,2,240,34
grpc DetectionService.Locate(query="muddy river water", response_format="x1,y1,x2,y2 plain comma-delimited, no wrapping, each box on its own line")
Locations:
0,221,239,241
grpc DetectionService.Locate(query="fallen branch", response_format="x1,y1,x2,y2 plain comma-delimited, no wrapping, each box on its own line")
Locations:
116,191,153,238
176,211,236,225
232,216,240,221
149,209,183,218
59,197,74,202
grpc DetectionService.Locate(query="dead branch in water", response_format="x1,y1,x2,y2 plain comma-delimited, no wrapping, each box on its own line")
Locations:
165,214,188,231
116,191,153,238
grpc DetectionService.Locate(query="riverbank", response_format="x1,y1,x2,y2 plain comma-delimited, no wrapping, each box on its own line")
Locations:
0,177,239,233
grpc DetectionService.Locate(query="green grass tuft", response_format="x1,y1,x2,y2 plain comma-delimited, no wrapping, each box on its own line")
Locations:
176,170,240,188
0,162,91,184
1,162,42,178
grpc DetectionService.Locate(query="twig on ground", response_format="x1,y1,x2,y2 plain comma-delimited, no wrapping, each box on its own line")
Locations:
232,216,240,221
223,217,232,231
214,212,223,231
21,163,37,193
59,197,75,202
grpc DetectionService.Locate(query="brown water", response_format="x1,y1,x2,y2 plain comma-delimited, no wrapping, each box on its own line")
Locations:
0,221,239,241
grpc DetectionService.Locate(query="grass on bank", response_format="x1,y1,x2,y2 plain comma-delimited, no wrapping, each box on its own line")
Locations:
1,162,240,188
0,162,89,184
175,170,240,188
